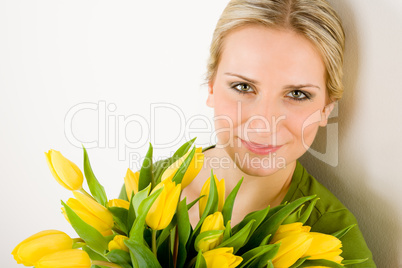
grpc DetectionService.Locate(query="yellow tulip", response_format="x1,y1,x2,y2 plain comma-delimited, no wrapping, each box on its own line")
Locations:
161,147,204,189
201,212,225,232
108,235,129,252
12,230,73,266
271,222,311,243
45,149,83,191
272,232,313,268
199,175,225,218
108,199,130,210
35,249,91,268
302,232,343,264
198,212,226,252
203,247,243,268
146,179,181,230
124,168,139,201
62,191,114,236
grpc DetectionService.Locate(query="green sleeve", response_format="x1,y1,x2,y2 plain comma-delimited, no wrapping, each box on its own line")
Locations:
308,209,376,267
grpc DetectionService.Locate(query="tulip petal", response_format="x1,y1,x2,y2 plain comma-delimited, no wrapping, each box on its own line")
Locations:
217,178,225,212
146,187,167,230
303,232,342,257
12,230,72,266
273,235,313,268
181,148,204,189
159,183,181,229
73,191,114,228
273,233,312,263
45,151,72,190
124,169,140,200
35,249,91,268
108,199,130,210
50,150,83,191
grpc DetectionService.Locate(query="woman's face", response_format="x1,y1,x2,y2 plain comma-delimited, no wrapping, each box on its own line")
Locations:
207,25,334,177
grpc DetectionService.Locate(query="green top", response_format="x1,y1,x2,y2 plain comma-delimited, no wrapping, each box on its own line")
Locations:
203,144,375,267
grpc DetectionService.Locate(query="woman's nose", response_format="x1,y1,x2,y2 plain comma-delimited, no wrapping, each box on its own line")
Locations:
243,99,285,142
247,99,284,129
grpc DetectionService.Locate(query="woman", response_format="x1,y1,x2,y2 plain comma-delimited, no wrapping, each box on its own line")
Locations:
181,0,376,266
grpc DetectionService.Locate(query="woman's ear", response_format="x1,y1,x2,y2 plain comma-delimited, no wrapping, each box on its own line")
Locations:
319,101,335,127
206,80,215,108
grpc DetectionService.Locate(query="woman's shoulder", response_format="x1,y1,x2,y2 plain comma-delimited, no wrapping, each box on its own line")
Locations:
284,161,350,219
284,161,376,267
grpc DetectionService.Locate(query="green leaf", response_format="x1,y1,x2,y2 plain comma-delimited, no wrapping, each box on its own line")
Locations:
177,198,191,245
156,215,177,248
259,234,271,247
156,236,173,267
118,184,129,201
171,147,195,185
332,224,356,239
82,245,108,262
282,204,304,225
193,169,219,235
194,230,224,252
82,146,108,206
221,177,243,226
195,250,207,268
187,195,205,211
341,258,368,265
153,138,196,185
264,203,286,221
296,259,344,268
177,242,187,268
132,184,151,217
106,249,132,268
254,245,279,268
62,200,108,254
241,195,316,253
127,192,136,234
174,138,196,158
223,220,232,242
218,220,255,253
232,206,270,236
125,239,161,268
129,187,163,242
239,244,279,268
139,143,154,191
298,197,319,224
289,256,309,268
266,260,274,268
108,207,129,235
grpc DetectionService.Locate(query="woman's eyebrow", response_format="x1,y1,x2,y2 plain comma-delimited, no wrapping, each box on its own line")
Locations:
224,72,260,85
224,73,320,90
283,84,321,90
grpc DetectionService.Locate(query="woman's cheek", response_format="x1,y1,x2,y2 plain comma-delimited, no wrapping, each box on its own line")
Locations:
292,110,321,149
214,98,240,146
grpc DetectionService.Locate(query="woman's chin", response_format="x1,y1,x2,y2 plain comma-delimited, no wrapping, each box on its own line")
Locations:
230,151,288,177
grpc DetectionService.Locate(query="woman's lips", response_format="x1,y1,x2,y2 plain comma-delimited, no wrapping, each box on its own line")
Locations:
240,139,282,155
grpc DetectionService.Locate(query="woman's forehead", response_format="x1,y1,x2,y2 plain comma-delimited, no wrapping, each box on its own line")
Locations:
218,25,326,85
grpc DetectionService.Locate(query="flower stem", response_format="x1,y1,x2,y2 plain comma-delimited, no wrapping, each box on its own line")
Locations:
79,187,94,199
92,261,123,268
72,238,86,249
152,229,157,257
173,225,179,268
173,191,183,268
186,256,197,268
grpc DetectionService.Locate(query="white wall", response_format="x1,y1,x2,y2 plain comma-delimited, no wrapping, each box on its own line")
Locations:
1,1,401,267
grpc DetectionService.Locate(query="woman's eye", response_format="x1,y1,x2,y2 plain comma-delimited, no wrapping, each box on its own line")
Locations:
232,83,254,94
287,90,310,101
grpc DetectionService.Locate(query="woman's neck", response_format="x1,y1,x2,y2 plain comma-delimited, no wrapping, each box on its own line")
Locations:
183,146,296,227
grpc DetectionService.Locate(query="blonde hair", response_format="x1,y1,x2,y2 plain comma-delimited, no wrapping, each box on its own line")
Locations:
206,0,345,101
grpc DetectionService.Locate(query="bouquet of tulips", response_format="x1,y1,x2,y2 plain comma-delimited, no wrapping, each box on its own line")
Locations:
12,138,367,268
